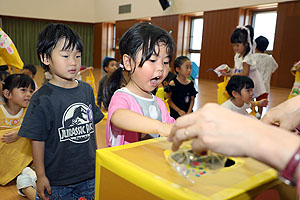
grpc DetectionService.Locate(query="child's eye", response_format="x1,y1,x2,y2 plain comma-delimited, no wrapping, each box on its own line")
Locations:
149,59,156,63
62,55,69,58
164,61,169,65
76,55,81,58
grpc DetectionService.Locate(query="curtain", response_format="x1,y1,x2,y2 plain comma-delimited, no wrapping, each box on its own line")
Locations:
1,17,94,67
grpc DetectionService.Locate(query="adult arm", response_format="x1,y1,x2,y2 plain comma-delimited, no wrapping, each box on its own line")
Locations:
32,140,51,200
262,95,300,130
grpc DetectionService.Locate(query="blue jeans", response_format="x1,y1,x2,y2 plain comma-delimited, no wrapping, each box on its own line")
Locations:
36,178,95,200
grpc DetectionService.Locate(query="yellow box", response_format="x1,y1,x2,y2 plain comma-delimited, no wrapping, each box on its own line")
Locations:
95,137,291,200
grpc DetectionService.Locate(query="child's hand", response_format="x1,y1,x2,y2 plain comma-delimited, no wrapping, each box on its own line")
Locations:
258,99,268,107
1,130,19,143
221,71,232,77
157,123,174,137
178,109,186,116
37,175,51,200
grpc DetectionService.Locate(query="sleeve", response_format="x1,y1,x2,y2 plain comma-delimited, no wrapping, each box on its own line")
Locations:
243,54,256,66
18,95,50,141
190,81,198,97
108,92,132,119
91,85,104,124
271,56,279,73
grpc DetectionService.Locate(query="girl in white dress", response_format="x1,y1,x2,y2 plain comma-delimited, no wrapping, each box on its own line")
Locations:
223,25,266,100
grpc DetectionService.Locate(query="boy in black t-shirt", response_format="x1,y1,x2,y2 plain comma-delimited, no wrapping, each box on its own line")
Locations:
18,23,103,200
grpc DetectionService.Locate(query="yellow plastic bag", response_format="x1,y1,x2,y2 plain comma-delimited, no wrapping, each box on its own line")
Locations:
0,28,23,69
85,67,97,98
288,71,300,99
217,77,230,105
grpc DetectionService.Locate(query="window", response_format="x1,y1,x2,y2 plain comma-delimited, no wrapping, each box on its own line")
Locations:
189,17,203,66
252,11,277,51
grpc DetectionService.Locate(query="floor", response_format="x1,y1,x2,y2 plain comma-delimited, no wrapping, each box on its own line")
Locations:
0,67,291,199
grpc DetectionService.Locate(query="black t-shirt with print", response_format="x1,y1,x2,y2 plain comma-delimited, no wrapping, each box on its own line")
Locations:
19,81,103,186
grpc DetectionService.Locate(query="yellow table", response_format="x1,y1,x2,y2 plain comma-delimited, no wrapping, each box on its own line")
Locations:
95,137,294,200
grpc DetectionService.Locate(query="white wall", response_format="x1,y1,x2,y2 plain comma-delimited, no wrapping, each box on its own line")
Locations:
0,0,95,22
0,0,295,23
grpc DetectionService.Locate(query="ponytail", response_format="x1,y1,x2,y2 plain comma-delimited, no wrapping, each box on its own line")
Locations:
102,67,128,109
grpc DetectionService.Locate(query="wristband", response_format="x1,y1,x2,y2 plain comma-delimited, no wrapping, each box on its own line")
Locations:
279,145,300,186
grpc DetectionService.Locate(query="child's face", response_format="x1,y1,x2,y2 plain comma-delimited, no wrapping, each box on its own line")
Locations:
129,43,170,97
232,43,246,54
238,87,253,103
7,86,34,108
176,60,192,78
43,38,81,83
105,60,118,75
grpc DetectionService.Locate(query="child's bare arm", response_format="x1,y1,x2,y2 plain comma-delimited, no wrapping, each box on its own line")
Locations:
32,140,51,200
251,99,268,107
1,129,20,143
187,96,195,113
111,109,173,136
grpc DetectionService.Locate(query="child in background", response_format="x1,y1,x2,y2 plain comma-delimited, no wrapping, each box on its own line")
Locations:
0,74,35,140
223,25,266,101
21,64,39,91
97,57,117,108
253,36,278,116
18,23,103,200
0,70,10,103
0,74,36,199
168,56,198,119
155,71,176,113
222,75,268,117
104,22,175,147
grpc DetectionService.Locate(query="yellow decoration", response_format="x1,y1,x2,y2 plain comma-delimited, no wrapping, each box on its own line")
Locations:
85,67,97,98
0,28,23,69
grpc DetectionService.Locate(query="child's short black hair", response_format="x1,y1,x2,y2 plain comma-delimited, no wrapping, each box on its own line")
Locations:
226,75,254,98
37,23,83,71
2,74,35,103
255,36,269,52
174,56,190,74
23,64,37,76
102,57,117,73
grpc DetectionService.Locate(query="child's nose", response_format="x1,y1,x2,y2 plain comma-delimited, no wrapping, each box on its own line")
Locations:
69,57,76,65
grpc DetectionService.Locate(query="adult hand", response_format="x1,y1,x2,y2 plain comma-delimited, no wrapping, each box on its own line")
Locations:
1,130,19,143
262,95,300,130
168,103,260,157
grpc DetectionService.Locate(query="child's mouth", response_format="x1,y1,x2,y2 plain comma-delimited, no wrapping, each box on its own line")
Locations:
150,76,161,87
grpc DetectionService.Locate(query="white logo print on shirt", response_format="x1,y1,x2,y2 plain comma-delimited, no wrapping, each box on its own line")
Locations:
58,103,94,143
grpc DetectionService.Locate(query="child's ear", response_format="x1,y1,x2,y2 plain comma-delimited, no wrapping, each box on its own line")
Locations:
122,54,132,71
2,89,11,100
232,91,240,98
40,54,50,65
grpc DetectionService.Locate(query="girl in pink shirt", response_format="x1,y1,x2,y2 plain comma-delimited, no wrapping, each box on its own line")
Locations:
103,22,175,147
